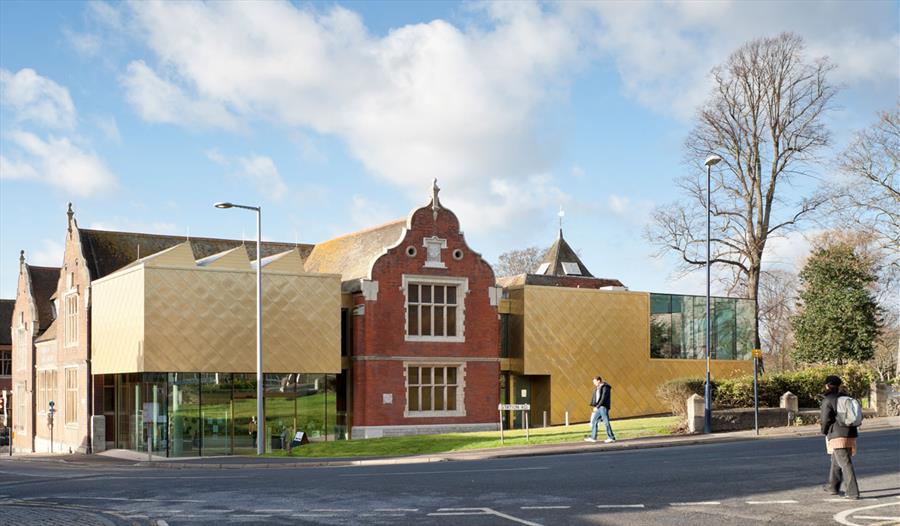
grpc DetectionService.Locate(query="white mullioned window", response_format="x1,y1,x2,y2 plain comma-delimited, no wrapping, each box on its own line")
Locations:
37,369,57,414
64,293,78,347
403,275,468,342
405,364,465,417
0,350,10,376
65,367,78,426
16,383,26,431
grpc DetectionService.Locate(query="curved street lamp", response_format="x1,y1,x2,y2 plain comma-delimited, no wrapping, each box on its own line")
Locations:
703,154,722,434
214,201,264,454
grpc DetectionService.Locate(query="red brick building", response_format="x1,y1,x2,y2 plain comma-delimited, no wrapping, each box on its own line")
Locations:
306,181,501,438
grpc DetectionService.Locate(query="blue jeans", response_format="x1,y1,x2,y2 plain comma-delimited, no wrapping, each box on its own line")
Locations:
590,407,615,440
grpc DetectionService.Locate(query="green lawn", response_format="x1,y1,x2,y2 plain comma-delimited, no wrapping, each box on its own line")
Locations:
266,415,679,458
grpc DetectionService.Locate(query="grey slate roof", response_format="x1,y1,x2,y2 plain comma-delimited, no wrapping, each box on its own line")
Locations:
78,229,313,281
538,229,594,278
27,265,61,333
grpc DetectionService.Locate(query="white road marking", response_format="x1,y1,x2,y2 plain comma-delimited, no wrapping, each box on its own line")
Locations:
230,515,271,519
852,516,900,520
292,514,336,518
834,498,900,526
670,501,721,506
156,521,169,526
341,466,548,477
253,509,292,513
310,509,350,512
521,506,571,509
430,507,543,526
55,496,204,503
746,500,799,504
195,509,234,513
375,508,419,512
596,504,645,508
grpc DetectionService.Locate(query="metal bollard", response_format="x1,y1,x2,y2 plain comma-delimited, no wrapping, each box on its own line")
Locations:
543,411,547,428
565,411,569,427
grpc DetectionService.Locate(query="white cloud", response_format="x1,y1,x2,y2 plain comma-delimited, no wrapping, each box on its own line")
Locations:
3,131,116,196
64,28,102,56
0,68,77,129
100,0,896,233
581,1,899,117
121,61,239,130
349,194,396,229
570,164,585,179
0,155,38,180
93,115,121,143
109,1,581,233
205,149,288,201
31,239,65,267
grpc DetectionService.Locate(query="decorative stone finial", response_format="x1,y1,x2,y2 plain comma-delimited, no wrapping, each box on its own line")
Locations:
431,178,442,221
67,202,74,233
19,250,25,266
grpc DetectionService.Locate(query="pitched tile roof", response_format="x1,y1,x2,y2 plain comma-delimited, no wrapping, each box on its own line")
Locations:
537,229,594,278
27,265,61,333
34,318,57,343
304,219,406,287
78,229,313,281
0,299,14,346
497,273,624,289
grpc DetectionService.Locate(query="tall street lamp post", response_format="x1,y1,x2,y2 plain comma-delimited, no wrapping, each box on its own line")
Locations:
703,154,722,435
214,202,265,455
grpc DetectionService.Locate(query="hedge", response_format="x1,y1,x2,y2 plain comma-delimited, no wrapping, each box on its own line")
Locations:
656,364,874,413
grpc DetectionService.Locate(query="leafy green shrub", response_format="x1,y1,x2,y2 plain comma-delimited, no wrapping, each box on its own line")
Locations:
656,365,874,413
656,377,707,417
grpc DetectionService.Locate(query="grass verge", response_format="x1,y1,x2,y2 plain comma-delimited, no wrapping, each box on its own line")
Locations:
264,415,678,458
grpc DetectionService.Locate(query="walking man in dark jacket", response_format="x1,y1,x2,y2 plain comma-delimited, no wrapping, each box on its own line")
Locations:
820,375,860,500
585,376,615,443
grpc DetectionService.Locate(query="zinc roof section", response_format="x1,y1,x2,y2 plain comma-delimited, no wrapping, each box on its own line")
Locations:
303,219,406,285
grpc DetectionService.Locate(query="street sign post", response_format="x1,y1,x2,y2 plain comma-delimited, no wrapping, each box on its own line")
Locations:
751,349,762,435
48,400,56,453
498,403,530,444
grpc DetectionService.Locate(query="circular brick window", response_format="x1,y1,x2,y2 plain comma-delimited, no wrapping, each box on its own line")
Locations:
406,246,417,257
452,248,464,260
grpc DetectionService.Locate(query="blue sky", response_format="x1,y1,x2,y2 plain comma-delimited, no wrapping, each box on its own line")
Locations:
1,1,897,299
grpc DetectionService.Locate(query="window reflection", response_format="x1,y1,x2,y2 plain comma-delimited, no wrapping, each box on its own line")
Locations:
650,293,753,360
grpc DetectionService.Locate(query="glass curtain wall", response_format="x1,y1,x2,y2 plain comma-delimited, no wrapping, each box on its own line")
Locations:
168,373,200,457
106,372,339,456
650,293,753,360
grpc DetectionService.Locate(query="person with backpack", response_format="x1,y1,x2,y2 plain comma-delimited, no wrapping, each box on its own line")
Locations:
585,376,616,443
820,375,861,500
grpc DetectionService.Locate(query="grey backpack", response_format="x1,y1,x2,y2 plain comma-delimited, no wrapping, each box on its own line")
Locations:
836,396,863,427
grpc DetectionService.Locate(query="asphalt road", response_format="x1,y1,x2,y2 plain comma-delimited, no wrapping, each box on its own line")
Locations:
1,429,898,526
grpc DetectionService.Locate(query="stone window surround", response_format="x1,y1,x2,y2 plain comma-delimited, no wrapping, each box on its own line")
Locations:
403,360,466,418
64,291,79,348
36,368,57,416
64,366,78,428
402,274,468,343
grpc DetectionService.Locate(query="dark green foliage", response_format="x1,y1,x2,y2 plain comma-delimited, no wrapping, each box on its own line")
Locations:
657,364,873,412
792,244,880,364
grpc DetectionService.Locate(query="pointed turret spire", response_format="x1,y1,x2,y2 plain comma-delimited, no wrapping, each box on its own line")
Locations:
536,226,594,278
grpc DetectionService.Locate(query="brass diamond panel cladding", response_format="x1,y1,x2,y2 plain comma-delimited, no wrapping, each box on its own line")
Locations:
92,267,145,374
92,265,341,374
519,286,751,424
